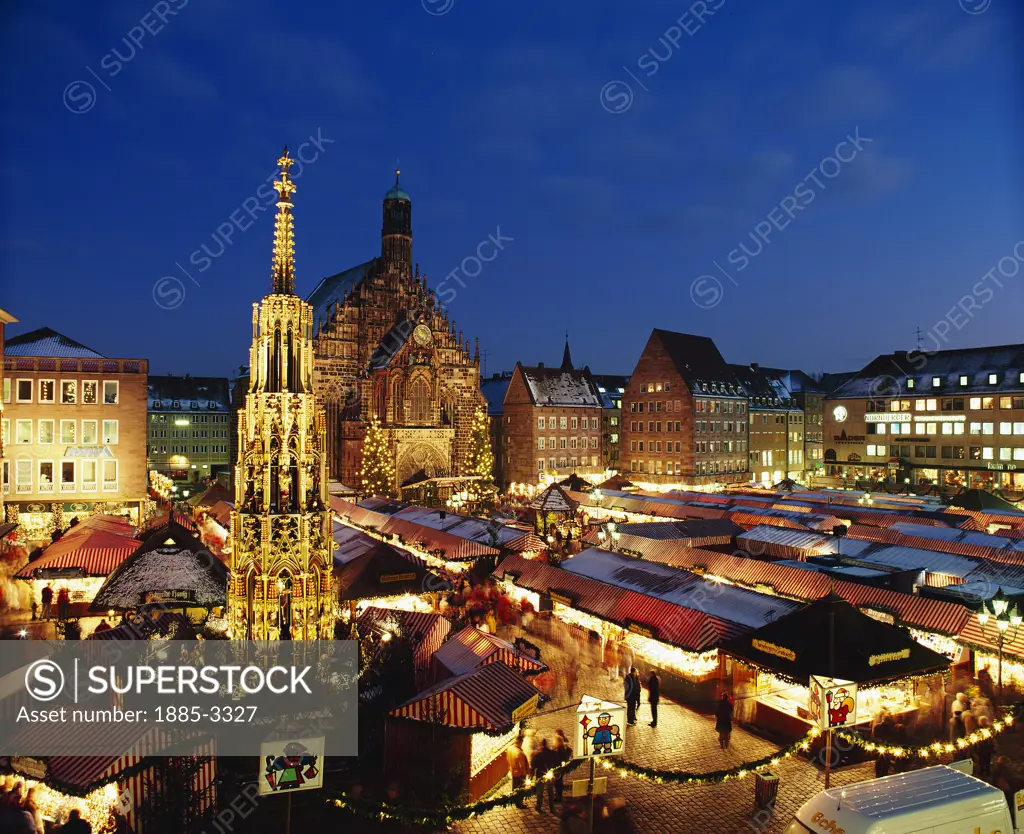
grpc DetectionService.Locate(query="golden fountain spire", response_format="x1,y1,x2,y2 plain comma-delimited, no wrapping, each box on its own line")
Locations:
271,147,297,295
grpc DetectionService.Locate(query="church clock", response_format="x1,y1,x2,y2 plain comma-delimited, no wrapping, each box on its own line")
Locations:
413,324,432,346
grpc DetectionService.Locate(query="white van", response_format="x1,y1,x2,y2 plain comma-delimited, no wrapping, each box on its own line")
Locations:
786,765,1019,834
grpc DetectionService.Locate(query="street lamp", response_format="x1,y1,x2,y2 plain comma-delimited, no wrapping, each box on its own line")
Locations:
977,587,1023,701
598,521,621,552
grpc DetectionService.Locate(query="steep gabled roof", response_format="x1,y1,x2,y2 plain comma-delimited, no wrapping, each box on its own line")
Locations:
648,329,743,396
5,327,104,358
306,259,376,332
517,363,602,407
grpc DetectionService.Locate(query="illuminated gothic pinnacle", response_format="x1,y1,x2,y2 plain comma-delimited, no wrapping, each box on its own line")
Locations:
271,147,297,295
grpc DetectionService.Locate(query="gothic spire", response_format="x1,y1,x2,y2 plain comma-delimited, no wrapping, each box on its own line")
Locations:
271,147,297,295
561,332,573,370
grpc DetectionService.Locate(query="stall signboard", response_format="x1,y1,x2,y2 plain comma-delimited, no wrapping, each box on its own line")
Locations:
627,622,655,639
752,639,796,662
259,737,324,796
512,693,539,723
808,676,858,730
11,756,48,780
144,589,195,604
379,572,416,584
550,591,573,607
574,696,626,760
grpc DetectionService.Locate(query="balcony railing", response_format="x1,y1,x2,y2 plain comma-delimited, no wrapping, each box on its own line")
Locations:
16,484,31,493
82,481,97,492
3,357,145,374
103,480,118,491
38,482,54,493
1,484,10,495
61,482,76,493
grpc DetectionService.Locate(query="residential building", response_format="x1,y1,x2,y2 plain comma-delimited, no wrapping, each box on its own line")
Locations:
147,375,232,484
2,327,148,535
760,368,828,477
823,343,1024,489
620,329,749,486
480,370,513,488
592,373,629,474
0,307,18,529
501,340,605,486
730,363,802,484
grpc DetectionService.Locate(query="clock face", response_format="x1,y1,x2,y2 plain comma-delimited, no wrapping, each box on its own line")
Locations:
413,324,432,346
833,406,848,423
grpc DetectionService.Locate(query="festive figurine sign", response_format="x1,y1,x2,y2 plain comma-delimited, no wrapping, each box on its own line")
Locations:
808,676,858,730
259,738,326,795
574,696,627,759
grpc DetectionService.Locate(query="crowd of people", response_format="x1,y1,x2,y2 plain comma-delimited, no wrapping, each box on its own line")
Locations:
0,779,92,833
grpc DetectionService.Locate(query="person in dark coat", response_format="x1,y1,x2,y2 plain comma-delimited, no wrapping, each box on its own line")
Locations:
974,716,996,778
647,670,661,728
60,808,92,833
40,586,53,620
624,668,641,725
715,693,733,749
533,738,557,813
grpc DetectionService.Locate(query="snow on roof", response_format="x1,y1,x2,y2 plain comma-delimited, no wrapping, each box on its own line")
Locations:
838,539,981,578
306,259,375,331
148,376,231,411
332,521,392,566
562,547,802,628
5,327,105,358
891,522,1017,548
91,546,227,609
521,366,602,407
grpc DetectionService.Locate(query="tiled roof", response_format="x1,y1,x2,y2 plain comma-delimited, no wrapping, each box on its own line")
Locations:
648,329,743,396
519,364,602,407
148,376,230,410
16,515,139,579
5,326,104,358
432,626,547,679
306,259,376,332
829,343,1024,398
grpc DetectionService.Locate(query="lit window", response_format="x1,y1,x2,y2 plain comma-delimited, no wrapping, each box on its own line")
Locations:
60,420,76,444
931,377,941,388
82,381,98,404
15,420,32,444
102,420,119,444
103,381,119,404
38,420,54,444
39,380,55,403
959,375,968,386
988,373,998,385
907,378,915,389
61,380,77,404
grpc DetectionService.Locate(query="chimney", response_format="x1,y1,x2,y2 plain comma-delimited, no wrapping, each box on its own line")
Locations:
750,363,759,372
538,362,545,369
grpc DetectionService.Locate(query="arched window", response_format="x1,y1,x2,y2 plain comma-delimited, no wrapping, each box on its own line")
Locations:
411,377,430,424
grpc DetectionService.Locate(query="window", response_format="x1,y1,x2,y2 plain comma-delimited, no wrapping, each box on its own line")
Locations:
1000,447,1012,461
102,420,119,444
1,419,7,446
664,382,670,392
103,381,119,404
102,459,118,490
82,381,98,404
411,378,429,423
60,380,77,404
78,420,96,445
549,436,555,449
907,378,915,389
559,437,567,449
39,379,55,403
38,461,54,490
571,417,578,430
926,399,937,411
988,373,998,385
982,447,994,460
38,420,54,444
538,437,545,450
640,384,647,393
61,420,76,444
915,400,925,411
559,416,567,429
969,397,982,410
538,416,545,430
537,459,545,471
931,376,941,388
2,378,8,403
61,461,75,488
15,420,32,444
16,379,32,403
16,460,32,488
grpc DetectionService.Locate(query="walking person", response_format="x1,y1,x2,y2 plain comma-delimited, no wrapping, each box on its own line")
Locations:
974,716,996,778
715,692,733,749
604,636,620,682
506,738,529,808
40,586,53,621
551,729,570,803
564,656,579,703
533,737,556,814
56,587,71,621
624,668,641,725
647,670,661,728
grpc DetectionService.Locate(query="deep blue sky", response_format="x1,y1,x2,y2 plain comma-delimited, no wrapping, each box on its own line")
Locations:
2,0,1021,379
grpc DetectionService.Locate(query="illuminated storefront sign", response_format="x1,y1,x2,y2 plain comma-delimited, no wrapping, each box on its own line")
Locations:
865,413,964,423
864,413,911,423
550,592,573,607
868,649,910,666
752,639,796,661
628,622,655,639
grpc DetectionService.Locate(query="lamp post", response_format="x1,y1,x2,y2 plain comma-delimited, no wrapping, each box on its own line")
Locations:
597,521,621,552
977,587,1022,701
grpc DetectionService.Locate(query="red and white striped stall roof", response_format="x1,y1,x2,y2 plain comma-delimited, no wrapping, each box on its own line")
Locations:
378,516,500,561
432,626,547,679
330,497,394,530
391,660,544,730
358,606,453,670
16,528,140,579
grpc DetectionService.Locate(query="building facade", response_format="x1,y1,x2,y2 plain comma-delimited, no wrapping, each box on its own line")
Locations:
2,328,148,535
0,307,18,527
480,370,513,489
307,171,486,493
147,375,231,484
731,364,802,485
620,329,749,486
501,342,606,486
592,373,629,476
823,344,1024,489
228,150,333,641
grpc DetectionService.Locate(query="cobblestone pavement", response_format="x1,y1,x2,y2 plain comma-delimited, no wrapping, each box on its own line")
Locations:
448,621,875,834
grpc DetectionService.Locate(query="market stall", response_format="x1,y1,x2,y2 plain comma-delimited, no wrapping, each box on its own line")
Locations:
430,625,547,682
357,606,452,686
719,593,950,740
386,660,544,801
530,483,580,537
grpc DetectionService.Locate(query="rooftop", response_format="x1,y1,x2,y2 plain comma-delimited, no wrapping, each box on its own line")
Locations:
5,326,105,358
518,363,603,407
647,329,744,397
148,375,231,410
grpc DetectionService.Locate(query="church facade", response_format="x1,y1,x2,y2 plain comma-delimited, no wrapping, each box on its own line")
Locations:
307,172,487,492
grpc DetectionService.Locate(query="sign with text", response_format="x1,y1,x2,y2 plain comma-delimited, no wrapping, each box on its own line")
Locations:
864,413,912,423
574,696,625,759
512,693,539,723
0,641,357,756
259,736,325,795
808,676,857,731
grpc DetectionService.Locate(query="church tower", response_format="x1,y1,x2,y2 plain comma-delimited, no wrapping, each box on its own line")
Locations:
381,168,412,272
229,148,334,641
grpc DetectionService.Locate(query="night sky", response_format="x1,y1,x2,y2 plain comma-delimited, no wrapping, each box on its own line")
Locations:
1,0,1021,380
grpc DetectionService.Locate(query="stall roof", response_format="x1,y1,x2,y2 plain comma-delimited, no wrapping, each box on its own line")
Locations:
334,524,446,600
562,548,802,628
357,607,452,670
390,660,544,731
16,515,140,579
431,626,547,679
837,539,981,579
531,483,579,514
719,593,951,685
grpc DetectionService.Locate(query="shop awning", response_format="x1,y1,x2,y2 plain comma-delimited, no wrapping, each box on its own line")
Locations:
718,593,951,686
390,660,544,731
431,626,547,680
16,515,140,579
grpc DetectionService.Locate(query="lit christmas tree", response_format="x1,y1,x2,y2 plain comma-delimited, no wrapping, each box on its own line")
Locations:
361,416,395,498
466,407,495,487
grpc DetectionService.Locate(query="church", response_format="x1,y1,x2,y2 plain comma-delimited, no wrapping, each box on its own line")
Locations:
307,172,487,493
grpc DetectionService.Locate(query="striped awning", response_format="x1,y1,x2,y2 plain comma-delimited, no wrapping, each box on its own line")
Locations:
358,607,452,670
432,626,547,679
16,517,140,579
378,517,499,561
390,660,543,730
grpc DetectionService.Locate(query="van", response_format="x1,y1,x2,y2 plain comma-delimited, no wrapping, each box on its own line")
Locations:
786,765,1019,834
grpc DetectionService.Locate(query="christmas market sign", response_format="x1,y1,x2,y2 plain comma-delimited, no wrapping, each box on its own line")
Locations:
549,592,573,607
511,693,539,723
143,589,195,604
574,696,625,760
752,639,796,662
868,649,910,666
259,737,324,796
808,676,858,731
627,622,655,639
379,572,417,584
10,756,47,780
